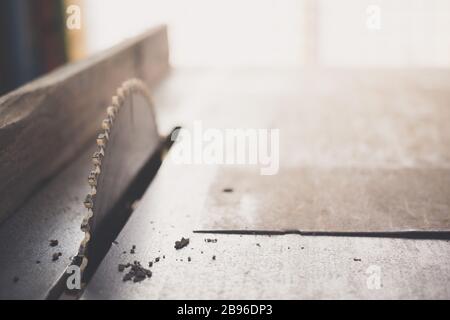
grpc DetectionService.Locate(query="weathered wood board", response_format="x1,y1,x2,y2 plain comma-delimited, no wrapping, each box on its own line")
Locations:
0,26,169,223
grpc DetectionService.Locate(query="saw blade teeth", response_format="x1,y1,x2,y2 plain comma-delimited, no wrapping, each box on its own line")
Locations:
107,114,116,123
81,219,91,231
81,210,93,232
112,96,121,108
102,119,112,132
97,133,108,147
81,232,91,245
92,157,101,166
84,194,94,209
81,223,89,232
107,106,118,118
88,171,98,187
94,165,101,175
129,80,137,91
116,88,126,104
78,77,155,284
86,208,93,219
122,83,131,95
92,151,104,166
80,257,88,273
78,245,86,256
126,81,134,93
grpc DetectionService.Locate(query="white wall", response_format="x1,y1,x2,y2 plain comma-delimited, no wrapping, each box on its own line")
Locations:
318,0,450,67
83,0,305,67
83,0,450,68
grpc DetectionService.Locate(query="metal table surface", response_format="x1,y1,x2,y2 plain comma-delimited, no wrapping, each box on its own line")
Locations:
82,68,450,299
0,146,91,299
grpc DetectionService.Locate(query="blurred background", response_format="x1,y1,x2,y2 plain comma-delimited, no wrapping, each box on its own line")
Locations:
1,0,449,95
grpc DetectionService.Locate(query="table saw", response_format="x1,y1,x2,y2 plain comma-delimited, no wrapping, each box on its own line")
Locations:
0,26,449,300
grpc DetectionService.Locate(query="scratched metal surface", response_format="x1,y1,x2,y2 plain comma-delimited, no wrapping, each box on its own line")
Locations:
82,153,450,299
83,68,450,299
154,68,450,233
202,167,450,233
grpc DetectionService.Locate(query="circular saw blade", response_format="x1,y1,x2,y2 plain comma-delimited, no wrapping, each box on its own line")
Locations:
77,79,160,281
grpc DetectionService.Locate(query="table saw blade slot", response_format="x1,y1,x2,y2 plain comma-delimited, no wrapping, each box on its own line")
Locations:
49,128,179,299
84,128,178,279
